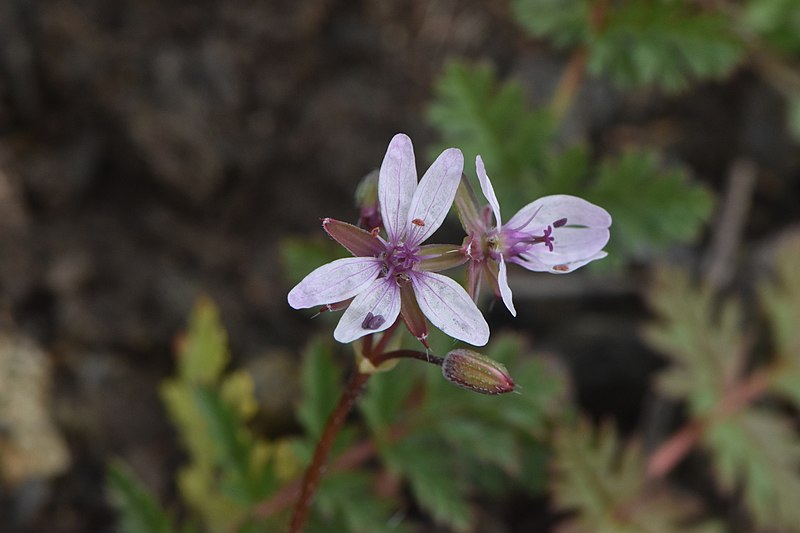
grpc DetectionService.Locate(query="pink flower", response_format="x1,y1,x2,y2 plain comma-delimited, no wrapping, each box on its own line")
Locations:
288,134,489,346
459,155,612,316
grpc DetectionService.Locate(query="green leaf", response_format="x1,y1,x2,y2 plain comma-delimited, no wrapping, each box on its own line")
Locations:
107,461,173,533
312,471,404,533
588,1,744,92
427,61,555,214
385,434,472,532
788,94,800,143
178,297,229,385
511,0,589,48
552,420,722,533
358,361,417,434
644,267,745,415
704,408,800,529
743,0,800,55
588,151,714,267
297,338,342,439
760,233,800,404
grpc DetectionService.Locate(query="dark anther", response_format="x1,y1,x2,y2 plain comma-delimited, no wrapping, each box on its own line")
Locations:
361,312,386,330
553,218,568,228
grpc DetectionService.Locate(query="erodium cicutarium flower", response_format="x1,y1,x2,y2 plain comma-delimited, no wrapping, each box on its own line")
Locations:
288,134,489,346
457,155,612,316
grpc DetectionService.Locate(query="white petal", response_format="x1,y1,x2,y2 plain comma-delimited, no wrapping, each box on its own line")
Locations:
378,134,417,243
514,251,608,274
506,195,612,233
411,271,489,346
287,257,382,309
528,226,610,265
476,155,501,227
334,277,401,343
498,255,516,316
404,148,463,247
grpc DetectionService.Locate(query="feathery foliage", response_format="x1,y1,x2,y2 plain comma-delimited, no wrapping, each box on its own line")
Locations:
551,419,721,533
428,63,714,267
644,236,800,530
512,0,744,92
644,267,744,415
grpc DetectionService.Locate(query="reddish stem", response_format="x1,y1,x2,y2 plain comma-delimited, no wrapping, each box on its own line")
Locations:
288,369,371,532
646,369,773,479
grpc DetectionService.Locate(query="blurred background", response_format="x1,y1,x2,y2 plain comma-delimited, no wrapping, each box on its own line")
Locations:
1,0,799,532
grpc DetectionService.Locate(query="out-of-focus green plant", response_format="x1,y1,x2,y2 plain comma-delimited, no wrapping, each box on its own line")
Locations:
108,300,571,532
643,234,800,531
511,0,800,138
551,420,723,533
428,61,714,267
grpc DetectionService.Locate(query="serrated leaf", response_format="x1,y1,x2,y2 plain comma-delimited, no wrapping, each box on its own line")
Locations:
296,338,342,439
107,461,173,533
644,267,745,415
587,1,744,92
759,233,800,404
358,361,417,434
312,471,403,533
177,297,229,385
589,151,714,267
552,420,721,533
385,434,472,532
511,0,589,48
427,61,555,213
704,408,800,529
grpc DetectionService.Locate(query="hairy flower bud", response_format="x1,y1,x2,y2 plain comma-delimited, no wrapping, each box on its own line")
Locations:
442,349,515,395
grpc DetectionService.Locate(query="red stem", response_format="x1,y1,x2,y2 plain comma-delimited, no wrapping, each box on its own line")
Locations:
646,369,773,479
288,369,371,532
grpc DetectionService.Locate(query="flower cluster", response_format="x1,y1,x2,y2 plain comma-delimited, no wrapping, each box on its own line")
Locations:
288,133,611,348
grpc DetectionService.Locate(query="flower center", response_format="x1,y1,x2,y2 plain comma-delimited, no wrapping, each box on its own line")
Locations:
502,217,568,256
383,242,421,278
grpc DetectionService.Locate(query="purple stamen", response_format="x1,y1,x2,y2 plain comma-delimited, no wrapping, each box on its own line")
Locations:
361,312,386,330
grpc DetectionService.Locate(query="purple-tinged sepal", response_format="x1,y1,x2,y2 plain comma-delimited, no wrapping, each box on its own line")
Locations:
322,218,384,257
399,278,429,348
442,349,515,395
417,244,467,272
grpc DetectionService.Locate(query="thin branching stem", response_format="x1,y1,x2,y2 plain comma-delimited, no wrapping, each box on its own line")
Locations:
288,369,372,532
286,321,443,532
647,368,773,478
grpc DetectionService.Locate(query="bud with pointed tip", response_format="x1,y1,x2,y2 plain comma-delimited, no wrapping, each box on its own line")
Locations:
442,349,515,395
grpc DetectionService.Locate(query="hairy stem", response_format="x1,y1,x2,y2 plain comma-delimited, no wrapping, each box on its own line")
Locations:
288,369,372,532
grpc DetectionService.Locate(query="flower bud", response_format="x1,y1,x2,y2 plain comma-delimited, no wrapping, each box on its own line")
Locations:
354,170,382,231
442,349,515,395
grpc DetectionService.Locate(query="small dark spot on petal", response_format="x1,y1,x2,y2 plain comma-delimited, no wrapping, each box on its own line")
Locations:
553,264,570,272
361,312,386,330
553,218,568,228
412,218,425,227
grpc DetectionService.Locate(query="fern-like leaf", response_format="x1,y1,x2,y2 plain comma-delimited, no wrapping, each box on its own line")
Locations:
644,267,745,415
590,151,714,268
704,408,800,530
107,461,173,533
427,61,554,213
552,420,721,533
760,233,800,404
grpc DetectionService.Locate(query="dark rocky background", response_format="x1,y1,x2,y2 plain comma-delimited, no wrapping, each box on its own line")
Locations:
0,1,798,531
